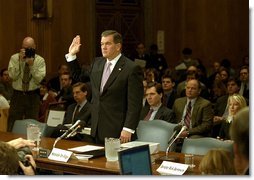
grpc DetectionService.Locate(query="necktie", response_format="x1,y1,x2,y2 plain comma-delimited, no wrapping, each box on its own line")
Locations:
100,62,112,93
22,63,30,92
184,101,192,128
72,105,80,123
144,109,154,121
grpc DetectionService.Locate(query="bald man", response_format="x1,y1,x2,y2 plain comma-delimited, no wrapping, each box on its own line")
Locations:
8,37,46,131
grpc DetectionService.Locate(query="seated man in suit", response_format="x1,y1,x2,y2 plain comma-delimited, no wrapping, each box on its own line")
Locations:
140,82,174,123
49,82,91,141
172,79,213,139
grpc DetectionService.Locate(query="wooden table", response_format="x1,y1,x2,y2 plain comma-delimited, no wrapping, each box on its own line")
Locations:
0,131,202,175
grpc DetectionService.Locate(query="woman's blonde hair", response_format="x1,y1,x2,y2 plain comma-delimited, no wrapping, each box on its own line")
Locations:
199,148,236,175
228,94,247,115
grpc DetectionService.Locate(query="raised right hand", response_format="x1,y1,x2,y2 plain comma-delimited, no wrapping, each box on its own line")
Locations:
69,35,82,55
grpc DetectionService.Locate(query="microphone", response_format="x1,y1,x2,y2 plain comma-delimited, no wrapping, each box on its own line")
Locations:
53,120,82,148
59,120,82,139
155,126,187,164
166,126,187,155
167,125,183,144
66,121,86,138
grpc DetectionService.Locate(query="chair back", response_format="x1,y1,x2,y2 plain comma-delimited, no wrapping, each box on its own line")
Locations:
12,119,47,137
136,120,178,151
181,137,234,155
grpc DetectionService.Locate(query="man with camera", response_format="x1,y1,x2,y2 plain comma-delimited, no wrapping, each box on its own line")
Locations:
7,37,46,131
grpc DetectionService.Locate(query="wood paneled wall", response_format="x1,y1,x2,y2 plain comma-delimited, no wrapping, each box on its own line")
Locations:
0,0,248,79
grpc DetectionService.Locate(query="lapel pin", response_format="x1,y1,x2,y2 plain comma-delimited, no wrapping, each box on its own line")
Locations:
119,68,122,71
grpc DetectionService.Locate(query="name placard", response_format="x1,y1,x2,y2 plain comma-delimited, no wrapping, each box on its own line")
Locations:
48,148,73,162
156,161,188,175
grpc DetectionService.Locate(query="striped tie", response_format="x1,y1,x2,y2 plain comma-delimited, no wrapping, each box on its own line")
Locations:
184,102,192,128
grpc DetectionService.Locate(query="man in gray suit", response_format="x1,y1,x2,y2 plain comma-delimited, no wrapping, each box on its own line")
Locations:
66,30,143,144
172,79,213,138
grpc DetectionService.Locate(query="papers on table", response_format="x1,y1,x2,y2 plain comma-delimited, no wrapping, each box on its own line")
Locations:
68,145,105,160
68,145,104,153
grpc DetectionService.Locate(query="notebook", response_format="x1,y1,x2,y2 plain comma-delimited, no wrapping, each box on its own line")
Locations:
118,144,152,175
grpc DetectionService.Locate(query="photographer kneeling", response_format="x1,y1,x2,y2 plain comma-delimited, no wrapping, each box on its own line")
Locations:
0,139,36,175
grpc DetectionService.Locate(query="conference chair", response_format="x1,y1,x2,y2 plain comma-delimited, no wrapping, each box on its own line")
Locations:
12,119,47,136
136,120,178,151
181,137,234,155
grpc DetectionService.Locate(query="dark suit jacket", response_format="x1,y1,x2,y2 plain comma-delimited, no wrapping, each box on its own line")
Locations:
164,89,177,109
140,105,174,123
172,96,213,137
64,101,91,127
68,55,143,142
214,95,229,116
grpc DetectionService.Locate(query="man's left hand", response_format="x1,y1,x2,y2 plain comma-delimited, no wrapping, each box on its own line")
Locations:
120,130,132,143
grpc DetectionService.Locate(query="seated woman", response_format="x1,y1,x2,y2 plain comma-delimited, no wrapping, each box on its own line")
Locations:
218,94,247,140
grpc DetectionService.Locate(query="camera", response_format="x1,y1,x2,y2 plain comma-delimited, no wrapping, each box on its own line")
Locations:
17,146,32,166
17,146,33,174
25,48,36,58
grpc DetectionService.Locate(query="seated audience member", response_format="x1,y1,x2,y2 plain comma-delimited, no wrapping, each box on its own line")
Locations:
176,70,209,99
218,67,230,86
199,149,236,175
174,48,199,84
212,77,241,138
220,58,236,78
140,82,174,123
1,138,36,175
38,79,57,122
55,72,75,108
47,64,69,94
238,65,249,100
50,82,91,141
161,73,177,109
172,79,213,138
145,68,160,83
207,61,221,89
229,107,249,175
209,79,227,104
0,68,13,102
147,44,168,79
218,94,247,140
130,42,150,66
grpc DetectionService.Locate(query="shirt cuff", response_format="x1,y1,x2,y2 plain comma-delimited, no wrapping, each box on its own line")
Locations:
123,127,135,134
65,53,77,62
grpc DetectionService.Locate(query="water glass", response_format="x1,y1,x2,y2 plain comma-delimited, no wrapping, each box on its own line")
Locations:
184,154,195,168
105,137,120,161
27,124,41,151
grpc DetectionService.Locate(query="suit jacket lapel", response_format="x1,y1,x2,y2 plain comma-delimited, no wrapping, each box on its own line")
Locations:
94,58,106,92
191,97,200,123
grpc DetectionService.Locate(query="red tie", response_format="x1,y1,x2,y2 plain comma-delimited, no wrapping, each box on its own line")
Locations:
184,102,192,128
144,109,154,121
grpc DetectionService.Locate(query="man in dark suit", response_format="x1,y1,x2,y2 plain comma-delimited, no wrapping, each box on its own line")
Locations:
140,82,174,123
172,79,213,138
49,82,91,141
65,30,143,144
161,73,177,109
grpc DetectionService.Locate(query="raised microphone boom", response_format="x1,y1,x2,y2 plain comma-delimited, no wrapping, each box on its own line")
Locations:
166,126,187,155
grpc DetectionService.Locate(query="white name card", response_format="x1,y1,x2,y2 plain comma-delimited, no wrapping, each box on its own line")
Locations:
48,148,73,162
47,110,65,127
156,161,188,175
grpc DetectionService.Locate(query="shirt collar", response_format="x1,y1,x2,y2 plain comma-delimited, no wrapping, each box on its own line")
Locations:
106,53,121,68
